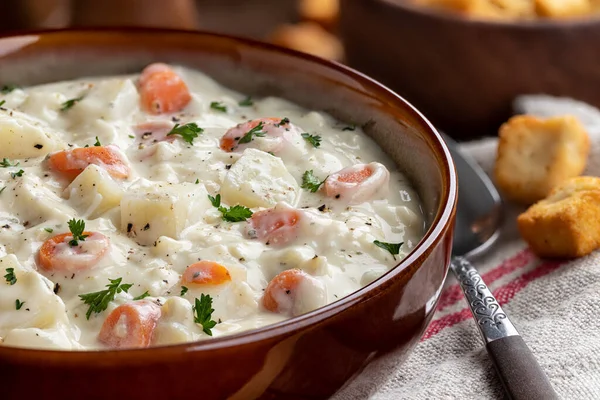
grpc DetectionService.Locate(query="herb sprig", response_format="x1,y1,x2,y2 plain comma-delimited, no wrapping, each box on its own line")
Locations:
133,291,150,301
78,277,133,320
15,299,25,310
193,294,218,336
373,240,403,260
67,218,88,247
238,122,266,144
167,122,204,145
0,158,19,168
301,133,322,148
61,96,83,111
4,268,16,285
180,286,189,296
208,194,253,222
238,96,253,107
10,169,24,179
210,101,227,112
1,84,18,94
301,170,327,193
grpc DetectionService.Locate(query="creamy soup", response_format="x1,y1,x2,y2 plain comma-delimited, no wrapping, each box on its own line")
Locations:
0,64,424,350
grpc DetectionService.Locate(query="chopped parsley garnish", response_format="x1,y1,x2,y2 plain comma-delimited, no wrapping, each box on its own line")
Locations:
301,133,322,148
166,122,204,145
94,136,101,146
193,294,218,336
44,227,54,233
133,291,150,300
0,158,19,168
238,96,253,106
0,100,5,108
342,125,356,131
180,286,189,296
210,101,227,112
61,96,84,111
275,117,290,127
4,268,16,285
10,169,24,179
373,240,403,260
1,84,18,94
128,135,135,139
238,122,266,144
78,277,133,320
301,170,327,193
0,186,6,195
15,299,25,310
195,178,200,184
208,194,253,222
67,218,88,247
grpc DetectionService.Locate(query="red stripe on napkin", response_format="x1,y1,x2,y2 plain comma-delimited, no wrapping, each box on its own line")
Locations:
421,258,565,341
436,249,535,312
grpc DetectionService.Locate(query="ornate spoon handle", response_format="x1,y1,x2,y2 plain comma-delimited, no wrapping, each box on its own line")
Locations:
450,257,559,400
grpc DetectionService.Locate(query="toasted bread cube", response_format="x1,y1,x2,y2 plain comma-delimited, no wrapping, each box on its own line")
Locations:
535,0,592,18
494,115,589,205
517,176,600,258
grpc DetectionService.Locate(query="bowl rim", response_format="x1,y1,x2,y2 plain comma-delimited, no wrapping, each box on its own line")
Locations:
375,0,600,29
0,27,457,359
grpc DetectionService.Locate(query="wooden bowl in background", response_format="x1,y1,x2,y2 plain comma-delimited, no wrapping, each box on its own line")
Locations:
339,0,600,140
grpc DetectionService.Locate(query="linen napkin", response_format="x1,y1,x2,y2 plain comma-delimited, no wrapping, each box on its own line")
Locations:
333,95,600,400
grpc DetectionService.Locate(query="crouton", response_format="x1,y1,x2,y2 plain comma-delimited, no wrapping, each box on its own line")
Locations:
494,115,590,205
517,176,600,258
535,0,592,18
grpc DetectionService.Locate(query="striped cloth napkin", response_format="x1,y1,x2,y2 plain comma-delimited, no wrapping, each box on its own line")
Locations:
333,95,600,400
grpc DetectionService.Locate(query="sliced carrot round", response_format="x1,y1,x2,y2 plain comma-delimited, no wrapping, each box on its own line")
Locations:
48,145,130,181
38,232,110,272
98,301,161,349
324,162,390,204
219,117,289,152
181,261,232,286
262,269,307,314
139,63,191,114
247,206,302,246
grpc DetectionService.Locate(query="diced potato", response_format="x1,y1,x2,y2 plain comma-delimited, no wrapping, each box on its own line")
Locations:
121,182,211,245
259,245,330,280
0,112,60,159
64,164,124,219
3,327,81,350
221,148,300,208
0,255,71,337
152,297,196,345
71,79,140,123
9,174,75,224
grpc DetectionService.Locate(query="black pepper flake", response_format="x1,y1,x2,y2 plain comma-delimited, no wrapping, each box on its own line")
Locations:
127,223,133,233
335,194,341,199
71,273,75,279
143,223,150,231
285,290,291,294
23,221,29,227
317,204,327,212
365,222,372,226
53,282,61,294
1,224,9,229
34,144,43,149
171,116,180,122
162,280,168,284
225,164,232,170
142,132,152,140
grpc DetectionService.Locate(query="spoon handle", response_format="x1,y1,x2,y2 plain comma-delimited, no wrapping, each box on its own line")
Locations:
450,257,559,400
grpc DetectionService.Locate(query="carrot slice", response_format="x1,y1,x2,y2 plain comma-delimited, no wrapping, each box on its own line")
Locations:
247,207,302,246
139,63,191,114
219,117,288,152
262,269,307,313
48,145,130,181
38,232,110,272
337,167,373,183
98,301,161,349
181,261,232,286
324,162,390,204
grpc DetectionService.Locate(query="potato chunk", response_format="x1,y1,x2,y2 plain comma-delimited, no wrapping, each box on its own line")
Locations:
64,164,124,219
517,176,600,258
535,0,592,17
121,182,211,245
221,148,300,208
0,112,60,159
494,115,589,205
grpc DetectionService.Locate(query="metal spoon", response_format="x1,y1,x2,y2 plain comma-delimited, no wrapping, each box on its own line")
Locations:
442,133,558,400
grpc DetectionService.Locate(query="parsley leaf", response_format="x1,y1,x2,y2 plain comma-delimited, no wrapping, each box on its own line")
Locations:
275,117,290,127
44,227,53,233
0,187,5,195
10,169,24,179
208,194,253,222
373,240,403,260
342,125,356,131
133,291,150,300
1,84,18,94
0,100,5,108
301,133,322,148
128,134,135,139
210,101,227,112
4,268,16,285
78,277,133,320
180,286,189,296
238,96,253,106
94,136,101,147
238,122,266,144
195,178,200,184
67,218,88,247
15,299,25,310
0,158,19,168
301,170,327,193
193,294,218,336
61,96,83,111
167,122,204,145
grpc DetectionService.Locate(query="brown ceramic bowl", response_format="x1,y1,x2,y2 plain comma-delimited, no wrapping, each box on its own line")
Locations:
0,29,457,400
340,0,600,140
